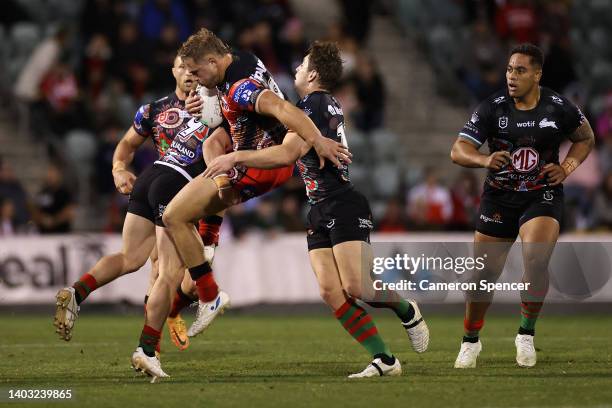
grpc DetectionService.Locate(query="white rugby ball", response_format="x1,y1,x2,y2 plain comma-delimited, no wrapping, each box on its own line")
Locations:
197,85,224,128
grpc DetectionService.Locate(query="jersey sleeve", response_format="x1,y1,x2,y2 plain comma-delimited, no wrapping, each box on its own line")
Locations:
458,100,492,147
226,78,267,113
559,96,586,134
133,103,153,137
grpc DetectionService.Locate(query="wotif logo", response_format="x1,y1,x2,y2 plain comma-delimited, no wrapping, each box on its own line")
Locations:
512,147,539,172
516,121,535,128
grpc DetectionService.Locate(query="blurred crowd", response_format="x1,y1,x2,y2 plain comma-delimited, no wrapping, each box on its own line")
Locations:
0,0,611,237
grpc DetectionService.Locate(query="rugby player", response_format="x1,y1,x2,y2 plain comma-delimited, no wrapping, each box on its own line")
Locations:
160,28,351,337
450,44,594,368
203,42,429,378
53,56,223,353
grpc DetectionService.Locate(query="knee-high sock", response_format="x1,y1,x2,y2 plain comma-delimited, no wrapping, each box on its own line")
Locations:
334,299,392,359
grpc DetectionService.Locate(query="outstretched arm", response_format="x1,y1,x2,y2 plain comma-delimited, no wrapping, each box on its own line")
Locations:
202,132,309,178
255,90,351,168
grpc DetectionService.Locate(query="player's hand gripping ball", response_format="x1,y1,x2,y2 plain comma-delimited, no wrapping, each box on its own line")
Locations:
197,85,224,128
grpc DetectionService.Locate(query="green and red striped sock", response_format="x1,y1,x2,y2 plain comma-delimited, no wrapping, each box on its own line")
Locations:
139,325,161,357
72,273,98,305
519,302,543,335
519,282,548,335
334,300,392,359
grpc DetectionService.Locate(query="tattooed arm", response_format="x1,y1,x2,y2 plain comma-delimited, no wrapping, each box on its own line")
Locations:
562,119,595,175
542,119,595,186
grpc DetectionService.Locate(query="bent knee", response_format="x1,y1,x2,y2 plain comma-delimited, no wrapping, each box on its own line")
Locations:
319,286,343,306
122,255,148,275
343,281,363,299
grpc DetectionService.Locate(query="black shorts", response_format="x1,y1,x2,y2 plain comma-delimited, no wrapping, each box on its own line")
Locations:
476,183,564,239
127,164,190,227
306,189,374,251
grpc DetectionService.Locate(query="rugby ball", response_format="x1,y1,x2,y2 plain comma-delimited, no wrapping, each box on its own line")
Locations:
197,85,224,128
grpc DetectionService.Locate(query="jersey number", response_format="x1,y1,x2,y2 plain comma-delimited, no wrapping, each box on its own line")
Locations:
337,122,348,148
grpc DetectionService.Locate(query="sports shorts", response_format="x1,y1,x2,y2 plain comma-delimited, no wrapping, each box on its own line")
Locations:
306,188,374,251
476,183,564,239
127,164,189,227
228,164,295,203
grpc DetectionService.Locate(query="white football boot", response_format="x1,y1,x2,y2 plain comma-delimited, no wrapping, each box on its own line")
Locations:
515,334,537,367
54,287,79,341
131,347,169,382
401,300,430,353
187,290,231,337
348,357,402,378
454,340,482,368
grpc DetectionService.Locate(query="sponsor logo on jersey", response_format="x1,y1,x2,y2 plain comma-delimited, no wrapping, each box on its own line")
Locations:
498,116,508,129
326,219,336,229
358,218,373,230
539,118,558,129
493,96,506,104
480,213,503,224
516,121,535,128
158,108,184,129
511,147,539,173
170,140,196,159
158,204,166,218
471,113,479,123
551,95,564,105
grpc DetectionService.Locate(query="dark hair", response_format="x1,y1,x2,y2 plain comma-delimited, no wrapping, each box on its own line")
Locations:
307,41,343,90
179,28,229,60
510,43,544,68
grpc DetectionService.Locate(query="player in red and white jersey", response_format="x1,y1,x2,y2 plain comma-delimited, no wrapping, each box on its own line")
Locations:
158,28,350,341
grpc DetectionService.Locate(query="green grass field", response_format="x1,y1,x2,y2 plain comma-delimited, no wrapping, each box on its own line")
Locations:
1,312,611,408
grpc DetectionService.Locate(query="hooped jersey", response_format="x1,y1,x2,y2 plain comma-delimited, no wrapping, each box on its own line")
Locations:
296,91,351,204
459,87,585,191
133,93,213,178
217,51,287,152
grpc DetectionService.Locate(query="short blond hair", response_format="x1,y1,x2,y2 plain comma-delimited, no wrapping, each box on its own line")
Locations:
179,28,229,60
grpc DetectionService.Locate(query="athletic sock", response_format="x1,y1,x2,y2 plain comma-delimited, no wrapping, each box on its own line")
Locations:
72,273,98,305
366,290,416,324
519,301,543,335
139,325,161,357
368,298,415,324
199,215,223,246
188,262,219,302
334,299,392,359
463,318,484,341
169,287,195,318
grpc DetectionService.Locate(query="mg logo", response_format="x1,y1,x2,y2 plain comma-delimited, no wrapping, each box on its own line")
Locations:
511,147,539,172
